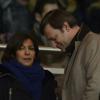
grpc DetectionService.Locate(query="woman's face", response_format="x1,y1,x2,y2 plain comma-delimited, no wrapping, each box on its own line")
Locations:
16,39,36,67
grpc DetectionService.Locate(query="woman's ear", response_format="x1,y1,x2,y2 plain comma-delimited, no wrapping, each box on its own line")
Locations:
35,13,42,22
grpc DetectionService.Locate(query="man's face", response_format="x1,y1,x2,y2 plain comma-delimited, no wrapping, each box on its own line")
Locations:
17,0,29,6
44,24,71,51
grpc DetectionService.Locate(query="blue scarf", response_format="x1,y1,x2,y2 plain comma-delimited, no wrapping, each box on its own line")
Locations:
2,59,45,100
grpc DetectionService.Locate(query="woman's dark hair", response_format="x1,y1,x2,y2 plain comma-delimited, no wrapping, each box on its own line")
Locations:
40,9,79,35
2,33,39,62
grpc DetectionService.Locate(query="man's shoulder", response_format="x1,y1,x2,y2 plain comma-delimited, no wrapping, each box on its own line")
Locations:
82,32,100,44
85,32,100,39
79,32,100,52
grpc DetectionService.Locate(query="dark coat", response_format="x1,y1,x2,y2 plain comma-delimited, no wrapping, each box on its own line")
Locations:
0,65,57,100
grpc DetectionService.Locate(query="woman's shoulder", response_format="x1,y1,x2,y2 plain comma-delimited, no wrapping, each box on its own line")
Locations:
42,70,57,100
43,70,57,87
0,64,14,81
44,70,55,79
43,70,55,81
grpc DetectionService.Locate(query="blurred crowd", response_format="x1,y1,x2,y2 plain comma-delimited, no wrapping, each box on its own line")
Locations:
0,0,100,44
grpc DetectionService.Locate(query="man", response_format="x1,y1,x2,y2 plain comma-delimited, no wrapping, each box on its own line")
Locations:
40,9,100,100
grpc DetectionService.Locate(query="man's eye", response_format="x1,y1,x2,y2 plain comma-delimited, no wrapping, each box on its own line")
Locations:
48,38,55,41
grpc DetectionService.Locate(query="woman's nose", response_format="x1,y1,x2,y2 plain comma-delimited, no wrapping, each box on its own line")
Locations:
25,48,30,55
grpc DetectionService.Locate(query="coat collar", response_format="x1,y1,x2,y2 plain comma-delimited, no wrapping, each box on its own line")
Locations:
66,23,90,54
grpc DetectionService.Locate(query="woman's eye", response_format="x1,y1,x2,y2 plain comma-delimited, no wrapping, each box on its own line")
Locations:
19,47,25,50
29,47,34,50
18,46,34,50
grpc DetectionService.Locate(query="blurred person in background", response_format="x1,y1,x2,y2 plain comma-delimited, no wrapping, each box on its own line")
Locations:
0,0,33,43
86,0,100,33
32,0,64,45
0,33,57,100
40,9,100,100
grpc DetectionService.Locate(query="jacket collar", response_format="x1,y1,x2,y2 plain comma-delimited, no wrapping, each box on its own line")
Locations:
66,23,90,54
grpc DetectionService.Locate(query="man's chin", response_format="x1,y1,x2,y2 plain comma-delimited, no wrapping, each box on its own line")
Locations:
58,46,66,52
61,48,66,52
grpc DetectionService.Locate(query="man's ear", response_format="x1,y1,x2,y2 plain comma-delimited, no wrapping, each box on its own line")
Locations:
62,22,69,32
35,13,42,22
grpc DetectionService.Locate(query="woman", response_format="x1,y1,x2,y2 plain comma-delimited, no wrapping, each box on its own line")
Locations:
0,33,57,100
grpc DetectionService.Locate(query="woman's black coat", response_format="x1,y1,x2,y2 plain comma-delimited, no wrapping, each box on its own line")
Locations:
0,65,57,100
